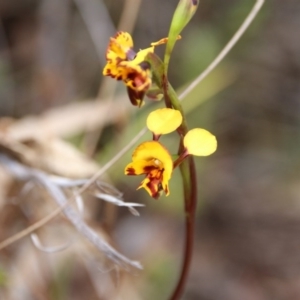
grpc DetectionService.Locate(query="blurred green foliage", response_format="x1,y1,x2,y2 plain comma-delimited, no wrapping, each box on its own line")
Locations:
0,267,7,286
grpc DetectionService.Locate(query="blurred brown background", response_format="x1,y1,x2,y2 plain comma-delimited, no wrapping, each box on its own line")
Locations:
1,0,300,299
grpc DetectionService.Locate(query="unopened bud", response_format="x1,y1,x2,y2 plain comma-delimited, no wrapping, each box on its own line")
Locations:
164,0,199,73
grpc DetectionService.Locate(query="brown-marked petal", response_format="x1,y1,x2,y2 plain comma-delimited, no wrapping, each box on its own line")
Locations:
125,141,173,198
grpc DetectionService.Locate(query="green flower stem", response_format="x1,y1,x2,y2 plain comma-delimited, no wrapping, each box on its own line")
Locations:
147,52,198,300
164,80,197,300
173,149,189,169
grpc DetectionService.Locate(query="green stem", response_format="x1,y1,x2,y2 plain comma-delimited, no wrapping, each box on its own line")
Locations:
173,155,197,300
147,53,198,299
162,73,198,300
173,149,189,169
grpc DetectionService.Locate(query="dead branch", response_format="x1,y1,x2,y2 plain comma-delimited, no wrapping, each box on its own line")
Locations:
0,154,143,271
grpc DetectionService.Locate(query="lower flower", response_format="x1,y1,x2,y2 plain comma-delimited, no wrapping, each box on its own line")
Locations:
124,141,173,199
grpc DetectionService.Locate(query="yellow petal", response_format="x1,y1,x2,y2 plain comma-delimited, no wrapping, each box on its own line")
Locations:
106,32,133,61
150,35,181,47
104,33,134,79
161,177,170,196
106,38,126,61
132,47,154,65
132,141,173,181
103,61,125,79
147,108,182,135
183,128,217,156
114,31,133,49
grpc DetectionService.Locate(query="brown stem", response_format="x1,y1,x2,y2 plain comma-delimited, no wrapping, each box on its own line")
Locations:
169,155,197,300
162,76,198,300
148,53,198,299
173,149,189,169
153,133,161,141
162,74,172,109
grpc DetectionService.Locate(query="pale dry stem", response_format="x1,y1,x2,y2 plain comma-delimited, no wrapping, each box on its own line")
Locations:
0,154,142,270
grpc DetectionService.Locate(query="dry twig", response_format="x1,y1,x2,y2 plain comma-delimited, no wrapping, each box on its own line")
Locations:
0,154,142,270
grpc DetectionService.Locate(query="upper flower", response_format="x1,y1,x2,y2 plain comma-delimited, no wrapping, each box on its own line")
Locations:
125,141,173,199
103,32,152,106
103,32,180,106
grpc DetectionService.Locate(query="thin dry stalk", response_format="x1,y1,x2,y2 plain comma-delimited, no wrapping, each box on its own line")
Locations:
0,154,142,270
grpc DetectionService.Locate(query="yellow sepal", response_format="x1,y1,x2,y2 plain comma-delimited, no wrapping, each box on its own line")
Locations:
146,108,182,135
183,128,217,156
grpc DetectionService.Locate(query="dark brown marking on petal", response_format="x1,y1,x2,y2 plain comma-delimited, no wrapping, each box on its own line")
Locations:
143,165,156,172
125,167,136,175
152,192,160,199
127,72,136,80
114,31,122,38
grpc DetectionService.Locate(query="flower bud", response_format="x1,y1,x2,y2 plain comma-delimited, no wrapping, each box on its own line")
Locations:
164,0,199,72
171,0,199,36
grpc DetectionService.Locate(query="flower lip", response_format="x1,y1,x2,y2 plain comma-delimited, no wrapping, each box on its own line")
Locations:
124,66,151,92
127,87,145,107
125,141,173,198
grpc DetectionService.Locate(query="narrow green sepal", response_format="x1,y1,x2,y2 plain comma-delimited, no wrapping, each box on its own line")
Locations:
146,87,163,101
144,52,165,89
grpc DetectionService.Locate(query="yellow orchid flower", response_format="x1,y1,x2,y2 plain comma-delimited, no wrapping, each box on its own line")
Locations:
103,31,180,106
125,109,217,198
125,141,173,199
